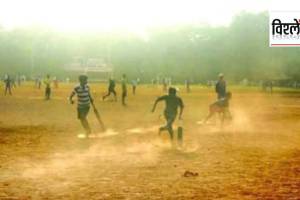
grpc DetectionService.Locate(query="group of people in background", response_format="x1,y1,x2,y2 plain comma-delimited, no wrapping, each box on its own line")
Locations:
102,75,140,106
2,74,27,95
1,74,60,99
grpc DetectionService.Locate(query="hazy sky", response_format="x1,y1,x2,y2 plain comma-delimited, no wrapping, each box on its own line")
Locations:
0,0,298,31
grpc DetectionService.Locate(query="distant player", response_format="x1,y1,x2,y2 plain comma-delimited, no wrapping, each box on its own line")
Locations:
102,77,117,101
152,87,184,140
203,92,232,124
38,76,42,89
215,73,226,99
185,79,191,93
121,74,127,106
53,76,59,89
262,80,273,94
17,74,21,86
35,76,40,88
151,78,155,86
44,74,51,100
131,79,138,95
4,74,12,95
69,75,94,137
162,78,168,92
11,76,16,88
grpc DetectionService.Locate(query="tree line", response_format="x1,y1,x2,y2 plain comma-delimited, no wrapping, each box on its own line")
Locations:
0,11,299,83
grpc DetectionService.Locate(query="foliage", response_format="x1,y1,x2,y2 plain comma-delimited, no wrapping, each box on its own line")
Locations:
0,12,300,81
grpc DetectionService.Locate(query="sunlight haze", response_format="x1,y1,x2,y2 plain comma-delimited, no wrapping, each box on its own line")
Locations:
0,0,283,32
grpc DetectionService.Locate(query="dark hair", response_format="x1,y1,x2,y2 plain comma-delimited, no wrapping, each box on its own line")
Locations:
168,87,176,95
79,75,88,82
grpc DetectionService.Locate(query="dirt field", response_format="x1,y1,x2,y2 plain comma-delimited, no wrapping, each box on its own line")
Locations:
0,83,300,200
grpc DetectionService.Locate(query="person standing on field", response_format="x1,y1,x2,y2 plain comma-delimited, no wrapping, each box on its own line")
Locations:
131,78,138,95
38,76,42,89
162,77,168,92
44,74,51,100
17,74,21,86
4,74,12,96
53,76,59,89
121,74,127,106
69,75,94,137
185,78,191,93
11,76,16,88
215,73,226,99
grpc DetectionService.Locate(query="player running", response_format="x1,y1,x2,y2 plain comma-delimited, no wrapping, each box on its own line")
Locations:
152,87,184,140
69,75,95,137
102,77,117,101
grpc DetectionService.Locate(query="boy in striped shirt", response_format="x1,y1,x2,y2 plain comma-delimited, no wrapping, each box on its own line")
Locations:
69,75,94,136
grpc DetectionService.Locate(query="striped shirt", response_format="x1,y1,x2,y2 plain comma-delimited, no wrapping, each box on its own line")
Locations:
72,84,92,108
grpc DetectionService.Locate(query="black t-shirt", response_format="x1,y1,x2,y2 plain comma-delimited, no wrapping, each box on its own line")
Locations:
215,80,226,97
157,95,184,115
109,80,115,90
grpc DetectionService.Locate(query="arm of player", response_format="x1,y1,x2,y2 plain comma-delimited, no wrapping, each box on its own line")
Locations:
151,96,164,112
69,91,75,104
178,99,184,120
179,106,184,120
88,90,95,109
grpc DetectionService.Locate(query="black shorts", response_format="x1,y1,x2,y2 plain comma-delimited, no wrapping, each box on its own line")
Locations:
164,111,177,125
45,87,51,94
77,106,90,120
109,88,115,92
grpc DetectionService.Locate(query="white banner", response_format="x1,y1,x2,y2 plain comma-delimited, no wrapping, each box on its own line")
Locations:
269,11,300,47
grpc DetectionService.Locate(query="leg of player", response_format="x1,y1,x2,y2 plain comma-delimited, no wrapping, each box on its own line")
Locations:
102,91,111,100
164,112,175,140
220,112,225,127
78,107,91,136
112,90,117,101
122,92,127,106
204,106,215,123
159,126,167,135
48,88,51,99
45,88,48,100
166,117,175,140
225,108,232,120
80,118,91,136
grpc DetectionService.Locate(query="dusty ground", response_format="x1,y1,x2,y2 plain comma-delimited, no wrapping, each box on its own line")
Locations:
0,83,300,200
